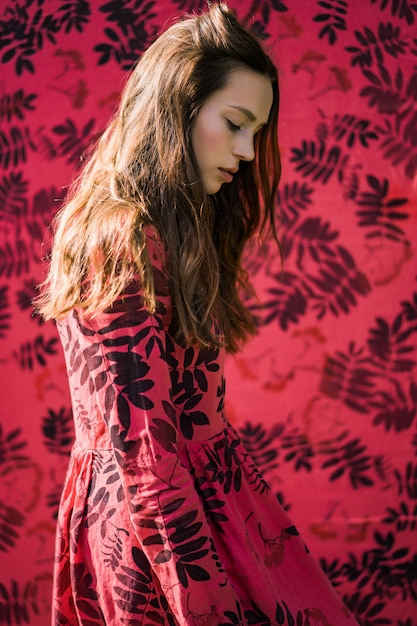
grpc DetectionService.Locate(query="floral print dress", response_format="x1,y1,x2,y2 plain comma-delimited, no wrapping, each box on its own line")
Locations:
53,227,358,625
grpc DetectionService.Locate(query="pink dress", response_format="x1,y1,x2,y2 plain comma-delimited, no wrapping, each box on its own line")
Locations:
53,227,358,625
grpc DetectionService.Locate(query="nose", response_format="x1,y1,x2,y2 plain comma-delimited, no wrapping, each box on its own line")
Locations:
233,132,255,162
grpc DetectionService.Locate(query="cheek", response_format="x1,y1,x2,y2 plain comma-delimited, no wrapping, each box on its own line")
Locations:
193,116,225,164
203,132,221,160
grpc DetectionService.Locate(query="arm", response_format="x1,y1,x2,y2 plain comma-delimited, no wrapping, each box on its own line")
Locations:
84,229,241,625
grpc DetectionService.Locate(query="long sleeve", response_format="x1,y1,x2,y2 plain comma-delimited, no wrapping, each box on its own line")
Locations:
77,229,242,625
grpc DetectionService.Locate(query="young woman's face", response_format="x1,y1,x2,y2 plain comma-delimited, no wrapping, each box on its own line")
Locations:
191,68,273,195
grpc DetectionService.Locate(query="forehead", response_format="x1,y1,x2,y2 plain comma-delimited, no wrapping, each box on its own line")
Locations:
205,68,273,124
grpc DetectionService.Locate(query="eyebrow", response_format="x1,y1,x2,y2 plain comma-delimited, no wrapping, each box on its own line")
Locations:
229,104,268,128
229,105,256,121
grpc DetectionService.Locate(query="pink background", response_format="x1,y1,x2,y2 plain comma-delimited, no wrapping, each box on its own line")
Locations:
1,0,416,623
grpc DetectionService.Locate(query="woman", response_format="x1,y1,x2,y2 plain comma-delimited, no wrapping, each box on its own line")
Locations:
38,4,358,625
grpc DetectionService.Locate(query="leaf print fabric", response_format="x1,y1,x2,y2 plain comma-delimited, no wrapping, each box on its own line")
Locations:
2,1,417,624
52,227,358,625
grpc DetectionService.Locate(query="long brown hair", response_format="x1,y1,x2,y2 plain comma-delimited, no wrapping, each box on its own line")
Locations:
36,2,281,353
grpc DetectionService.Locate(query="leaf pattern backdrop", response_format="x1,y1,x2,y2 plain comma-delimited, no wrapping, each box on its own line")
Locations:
0,0,416,624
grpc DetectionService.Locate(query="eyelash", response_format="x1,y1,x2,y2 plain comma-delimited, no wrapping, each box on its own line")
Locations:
226,119,242,132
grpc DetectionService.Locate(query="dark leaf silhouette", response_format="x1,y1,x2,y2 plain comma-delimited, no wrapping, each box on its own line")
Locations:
393,462,417,499
201,437,246,495
243,0,288,28
195,347,220,370
114,583,148,615
146,506,211,587
330,113,379,148
0,503,25,553
250,271,312,331
343,530,414,601
0,285,11,339
407,70,417,101
319,557,345,587
291,216,338,270
343,591,388,623
320,342,376,412
108,351,149,386
0,424,30,468
219,601,244,626
319,431,375,488
0,0,82,75
368,313,416,373
160,497,184,517
167,351,216,439
0,90,37,122
313,0,348,45
124,380,154,410
101,530,126,571
281,428,314,472
346,35,373,68
377,22,408,57
58,0,91,33
360,83,406,114
0,172,29,233
53,118,96,166
46,478,65,519
179,409,209,440
354,56,417,178
131,545,152,581
12,334,59,370
30,185,64,241
368,381,417,431
290,139,349,184
277,181,314,230
194,476,228,533
94,0,158,69
401,290,417,327
346,22,407,74
33,127,59,161
73,563,105,621
0,126,37,169
244,600,271,625
370,0,417,25
356,174,409,241
276,210,340,279
239,421,282,474
42,407,74,456
16,278,44,325
84,478,116,533
375,112,417,179
307,245,371,319
149,418,177,454
383,501,417,532
173,0,210,13
0,579,39,623
341,164,362,201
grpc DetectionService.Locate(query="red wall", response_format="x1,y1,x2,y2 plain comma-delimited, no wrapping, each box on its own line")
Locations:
1,1,416,623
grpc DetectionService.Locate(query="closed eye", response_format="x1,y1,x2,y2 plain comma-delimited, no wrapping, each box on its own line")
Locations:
226,119,242,132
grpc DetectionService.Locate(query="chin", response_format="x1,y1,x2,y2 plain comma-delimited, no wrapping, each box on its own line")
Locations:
205,182,223,195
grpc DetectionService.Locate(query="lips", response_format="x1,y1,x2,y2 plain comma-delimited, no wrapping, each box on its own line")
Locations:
219,167,237,183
